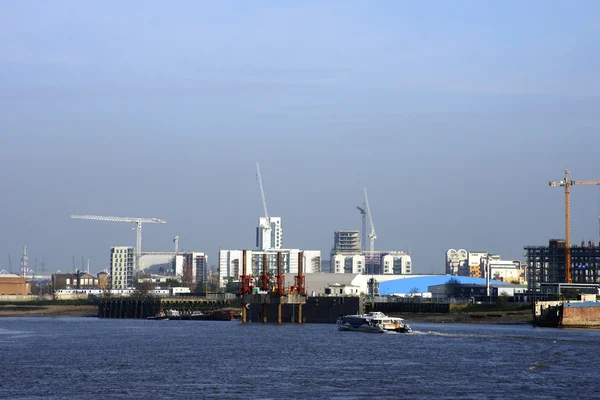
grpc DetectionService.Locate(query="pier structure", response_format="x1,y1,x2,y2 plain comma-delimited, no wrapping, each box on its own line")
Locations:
239,250,307,324
97,296,237,319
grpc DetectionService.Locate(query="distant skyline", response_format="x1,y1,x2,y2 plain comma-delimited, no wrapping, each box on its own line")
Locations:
2,1,600,274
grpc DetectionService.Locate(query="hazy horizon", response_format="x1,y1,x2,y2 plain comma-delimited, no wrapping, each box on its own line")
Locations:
2,1,600,275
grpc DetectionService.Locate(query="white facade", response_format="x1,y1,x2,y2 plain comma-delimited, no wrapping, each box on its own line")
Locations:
219,248,321,286
110,246,134,289
283,273,369,296
332,254,365,274
381,253,412,274
139,254,174,274
219,250,250,285
488,259,522,282
257,217,282,250
171,287,191,295
468,252,488,268
446,249,468,275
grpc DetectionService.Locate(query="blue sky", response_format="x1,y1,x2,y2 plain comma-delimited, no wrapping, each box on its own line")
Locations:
1,1,600,274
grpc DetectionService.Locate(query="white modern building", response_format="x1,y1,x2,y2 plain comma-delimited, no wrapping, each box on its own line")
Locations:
110,246,134,289
181,252,208,284
381,252,412,275
330,251,411,275
256,217,283,250
486,258,522,283
219,249,321,286
329,230,412,275
331,254,365,274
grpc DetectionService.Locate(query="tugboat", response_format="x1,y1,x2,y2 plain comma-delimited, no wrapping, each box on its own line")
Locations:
337,311,412,333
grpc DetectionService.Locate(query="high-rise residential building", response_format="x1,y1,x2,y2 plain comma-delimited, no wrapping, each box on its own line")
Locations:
332,230,361,254
329,230,411,275
446,249,468,275
256,217,282,250
110,246,134,289
182,252,208,284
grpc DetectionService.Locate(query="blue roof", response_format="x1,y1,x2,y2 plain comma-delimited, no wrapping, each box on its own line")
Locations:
379,276,508,295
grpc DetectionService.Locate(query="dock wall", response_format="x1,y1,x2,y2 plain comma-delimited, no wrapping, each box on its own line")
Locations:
562,302,600,328
248,296,362,323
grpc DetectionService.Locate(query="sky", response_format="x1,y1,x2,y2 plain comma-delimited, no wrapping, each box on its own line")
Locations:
1,1,600,275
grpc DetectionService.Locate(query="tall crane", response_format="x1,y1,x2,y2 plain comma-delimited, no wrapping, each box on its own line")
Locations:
256,162,271,248
357,204,368,252
70,214,166,272
549,169,600,283
364,187,377,252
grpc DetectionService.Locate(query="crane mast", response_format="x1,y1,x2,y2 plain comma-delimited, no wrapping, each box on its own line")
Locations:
256,162,269,222
549,169,600,284
256,161,271,248
364,187,377,252
70,214,166,273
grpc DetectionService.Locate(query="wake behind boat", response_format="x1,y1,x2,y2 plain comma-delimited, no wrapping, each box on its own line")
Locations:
337,311,412,333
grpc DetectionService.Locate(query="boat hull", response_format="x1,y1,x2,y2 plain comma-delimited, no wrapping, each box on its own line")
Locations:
337,312,412,333
338,323,412,333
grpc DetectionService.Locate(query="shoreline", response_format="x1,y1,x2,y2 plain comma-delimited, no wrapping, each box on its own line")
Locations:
0,304,98,318
0,304,534,324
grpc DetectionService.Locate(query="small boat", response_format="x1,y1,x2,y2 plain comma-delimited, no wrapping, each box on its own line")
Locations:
189,311,207,320
147,311,167,320
337,311,412,333
165,309,181,320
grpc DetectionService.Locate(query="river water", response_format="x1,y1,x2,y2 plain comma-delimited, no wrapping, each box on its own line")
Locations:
1,317,599,399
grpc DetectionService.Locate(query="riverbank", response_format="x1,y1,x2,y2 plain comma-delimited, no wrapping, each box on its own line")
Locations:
0,304,98,317
401,311,532,325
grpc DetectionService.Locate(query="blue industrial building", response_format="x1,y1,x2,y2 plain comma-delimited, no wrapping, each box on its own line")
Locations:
378,275,508,295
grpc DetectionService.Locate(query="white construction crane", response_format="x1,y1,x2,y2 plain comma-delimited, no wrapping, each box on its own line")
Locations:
364,187,377,251
70,214,166,272
256,161,271,248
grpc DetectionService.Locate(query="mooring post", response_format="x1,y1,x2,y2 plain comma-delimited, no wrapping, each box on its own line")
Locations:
262,252,268,324
262,303,268,324
242,250,247,324
277,251,282,324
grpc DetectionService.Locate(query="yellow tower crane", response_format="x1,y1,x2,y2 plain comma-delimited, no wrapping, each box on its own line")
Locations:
549,170,600,283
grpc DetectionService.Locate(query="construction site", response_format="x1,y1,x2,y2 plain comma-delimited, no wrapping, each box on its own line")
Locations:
527,169,600,297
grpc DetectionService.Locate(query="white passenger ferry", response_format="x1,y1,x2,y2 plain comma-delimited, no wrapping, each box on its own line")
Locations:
337,311,412,333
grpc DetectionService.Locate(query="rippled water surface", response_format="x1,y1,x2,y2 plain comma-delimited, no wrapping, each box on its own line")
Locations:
1,317,600,399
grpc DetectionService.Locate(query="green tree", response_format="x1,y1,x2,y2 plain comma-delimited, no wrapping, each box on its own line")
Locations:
445,277,461,296
225,277,237,294
195,281,207,294
135,280,155,296
497,291,510,307
165,278,181,287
